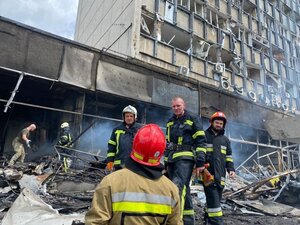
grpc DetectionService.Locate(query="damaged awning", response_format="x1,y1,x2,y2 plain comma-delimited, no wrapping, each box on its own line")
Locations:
264,116,300,143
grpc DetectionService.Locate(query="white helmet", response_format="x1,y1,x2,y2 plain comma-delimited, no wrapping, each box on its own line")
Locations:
60,122,69,129
122,105,137,119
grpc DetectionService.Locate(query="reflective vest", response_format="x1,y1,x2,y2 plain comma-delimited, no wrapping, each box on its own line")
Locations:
205,127,235,185
57,130,72,147
107,123,141,166
165,111,206,167
85,168,183,225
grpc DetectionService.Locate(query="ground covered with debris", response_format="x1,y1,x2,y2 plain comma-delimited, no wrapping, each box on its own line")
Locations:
194,204,300,225
1,155,300,224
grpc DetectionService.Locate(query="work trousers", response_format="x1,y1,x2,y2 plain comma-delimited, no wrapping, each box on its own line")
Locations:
167,159,195,225
204,183,224,225
9,140,25,165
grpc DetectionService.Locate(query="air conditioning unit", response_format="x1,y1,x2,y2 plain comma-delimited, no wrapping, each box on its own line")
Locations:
178,66,189,76
267,85,275,93
248,90,257,102
271,94,281,108
214,63,225,74
234,85,243,95
220,77,230,90
282,103,288,111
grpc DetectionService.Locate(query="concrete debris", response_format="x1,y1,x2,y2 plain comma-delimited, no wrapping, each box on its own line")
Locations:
4,168,23,180
0,155,300,224
229,199,300,217
18,174,47,195
0,157,105,223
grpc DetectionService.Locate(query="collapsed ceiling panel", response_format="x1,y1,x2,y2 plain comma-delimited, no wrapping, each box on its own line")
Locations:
264,116,300,143
96,61,152,102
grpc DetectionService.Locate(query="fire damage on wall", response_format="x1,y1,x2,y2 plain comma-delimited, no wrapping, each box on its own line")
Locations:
0,17,300,224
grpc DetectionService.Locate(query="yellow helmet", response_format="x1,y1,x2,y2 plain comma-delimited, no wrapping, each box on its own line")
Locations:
60,122,69,129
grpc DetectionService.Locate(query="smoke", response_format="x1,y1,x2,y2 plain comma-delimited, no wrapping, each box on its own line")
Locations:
25,141,57,162
77,120,120,158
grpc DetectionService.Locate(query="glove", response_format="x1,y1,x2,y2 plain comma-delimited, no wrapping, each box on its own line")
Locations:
106,162,114,172
26,140,31,148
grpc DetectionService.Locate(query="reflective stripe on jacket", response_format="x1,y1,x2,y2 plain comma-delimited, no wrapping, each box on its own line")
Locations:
165,111,206,167
205,127,235,184
85,168,183,225
57,130,72,147
107,123,141,165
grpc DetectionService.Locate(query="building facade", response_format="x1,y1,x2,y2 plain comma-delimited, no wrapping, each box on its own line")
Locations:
75,0,300,113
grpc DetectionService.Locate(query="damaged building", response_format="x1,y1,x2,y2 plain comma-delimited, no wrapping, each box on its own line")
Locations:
1,0,300,224
74,0,300,179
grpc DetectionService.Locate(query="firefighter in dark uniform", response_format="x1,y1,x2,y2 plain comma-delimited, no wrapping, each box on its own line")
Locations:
106,105,142,171
204,112,235,225
57,122,73,172
165,97,206,225
86,124,183,225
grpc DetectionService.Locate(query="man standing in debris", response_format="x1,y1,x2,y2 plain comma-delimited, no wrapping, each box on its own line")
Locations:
57,122,73,172
204,111,235,225
8,123,36,166
105,105,141,172
165,97,206,225
86,124,183,225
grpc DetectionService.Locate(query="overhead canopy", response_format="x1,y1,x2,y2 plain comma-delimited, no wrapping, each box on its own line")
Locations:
264,116,300,143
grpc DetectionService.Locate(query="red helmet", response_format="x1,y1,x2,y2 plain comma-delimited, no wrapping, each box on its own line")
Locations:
130,124,166,166
209,111,227,127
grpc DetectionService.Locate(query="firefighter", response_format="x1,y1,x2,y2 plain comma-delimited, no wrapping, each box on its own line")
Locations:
8,124,36,166
204,111,235,225
57,122,73,172
165,97,206,225
105,105,142,172
85,124,183,225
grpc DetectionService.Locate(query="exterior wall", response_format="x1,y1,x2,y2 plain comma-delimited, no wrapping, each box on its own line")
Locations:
74,0,139,56
136,0,300,115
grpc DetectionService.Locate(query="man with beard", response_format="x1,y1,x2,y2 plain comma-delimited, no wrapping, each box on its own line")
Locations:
203,111,235,225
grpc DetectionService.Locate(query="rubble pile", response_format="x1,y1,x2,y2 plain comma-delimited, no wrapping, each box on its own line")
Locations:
1,155,300,224
0,156,104,224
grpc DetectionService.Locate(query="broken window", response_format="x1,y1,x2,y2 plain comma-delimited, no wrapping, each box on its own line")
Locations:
193,0,205,17
285,82,294,98
192,37,211,59
177,0,190,9
247,67,261,83
272,49,285,62
160,23,190,51
243,0,257,16
229,57,243,75
140,14,154,36
266,74,279,90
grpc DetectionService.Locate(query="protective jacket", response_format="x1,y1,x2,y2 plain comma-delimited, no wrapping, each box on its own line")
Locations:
165,110,206,167
165,110,206,225
106,123,141,166
85,159,183,225
205,126,235,186
57,128,72,147
203,127,235,225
